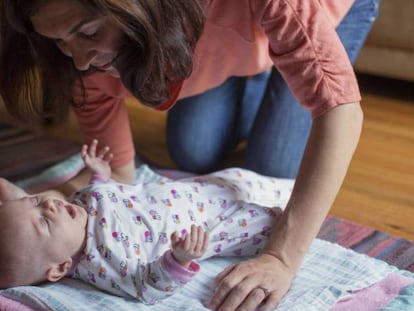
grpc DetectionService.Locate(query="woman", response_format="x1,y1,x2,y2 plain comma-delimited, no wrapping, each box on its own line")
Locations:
0,0,379,310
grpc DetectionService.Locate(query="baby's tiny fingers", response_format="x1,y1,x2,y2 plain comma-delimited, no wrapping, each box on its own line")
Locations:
104,152,114,162
183,230,193,250
201,231,209,253
196,231,209,255
98,146,111,159
81,144,89,157
88,139,98,156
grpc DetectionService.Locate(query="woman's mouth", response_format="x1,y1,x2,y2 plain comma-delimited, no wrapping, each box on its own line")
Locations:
98,62,112,70
93,59,115,70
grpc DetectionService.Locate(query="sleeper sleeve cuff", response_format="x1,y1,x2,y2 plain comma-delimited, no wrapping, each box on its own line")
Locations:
161,250,200,283
90,174,113,184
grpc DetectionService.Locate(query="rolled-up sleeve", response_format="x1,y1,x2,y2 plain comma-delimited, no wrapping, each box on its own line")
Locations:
253,0,361,118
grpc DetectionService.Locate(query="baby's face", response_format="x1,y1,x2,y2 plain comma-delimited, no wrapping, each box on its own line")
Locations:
0,195,88,270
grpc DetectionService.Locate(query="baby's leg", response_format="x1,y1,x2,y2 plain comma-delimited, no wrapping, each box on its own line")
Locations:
202,203,282,259
0,178,28,204
189,168,295,210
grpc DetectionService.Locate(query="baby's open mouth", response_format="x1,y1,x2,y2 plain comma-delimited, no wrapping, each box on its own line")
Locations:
65,205,76,219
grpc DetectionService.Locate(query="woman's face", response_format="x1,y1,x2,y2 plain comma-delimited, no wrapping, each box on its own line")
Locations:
30,0,123,77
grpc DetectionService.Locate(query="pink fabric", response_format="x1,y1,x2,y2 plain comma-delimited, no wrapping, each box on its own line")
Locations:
90,174,113,184
331,273,414,311
0,295,35,311
161,250,200,284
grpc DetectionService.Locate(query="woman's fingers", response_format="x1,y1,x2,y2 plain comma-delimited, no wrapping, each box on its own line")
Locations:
209,254,292,311
209,265,247,310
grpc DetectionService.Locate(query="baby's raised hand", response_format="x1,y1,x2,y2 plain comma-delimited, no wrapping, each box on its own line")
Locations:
171,225,209,268
81,139,113,180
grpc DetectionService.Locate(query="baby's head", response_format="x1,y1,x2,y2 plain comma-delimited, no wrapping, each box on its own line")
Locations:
0,195,88,288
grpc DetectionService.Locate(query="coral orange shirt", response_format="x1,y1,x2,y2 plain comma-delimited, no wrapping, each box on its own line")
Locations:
72,73,134,168
73,0,360,167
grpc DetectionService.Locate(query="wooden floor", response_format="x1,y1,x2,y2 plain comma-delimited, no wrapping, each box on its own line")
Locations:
1,74,413,240
330,74,414,241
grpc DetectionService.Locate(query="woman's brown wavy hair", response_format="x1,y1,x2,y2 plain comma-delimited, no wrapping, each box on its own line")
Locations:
0,0,206,122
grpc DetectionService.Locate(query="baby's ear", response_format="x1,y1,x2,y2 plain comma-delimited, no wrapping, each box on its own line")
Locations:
46,258,73,282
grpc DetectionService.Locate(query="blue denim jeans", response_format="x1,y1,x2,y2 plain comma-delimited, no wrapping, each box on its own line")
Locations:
166,0,379,177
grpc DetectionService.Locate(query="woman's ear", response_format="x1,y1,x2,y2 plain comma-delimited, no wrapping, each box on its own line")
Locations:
46,258,73,282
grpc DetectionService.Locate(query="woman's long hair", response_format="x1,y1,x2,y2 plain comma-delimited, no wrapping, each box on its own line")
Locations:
0,0,206,122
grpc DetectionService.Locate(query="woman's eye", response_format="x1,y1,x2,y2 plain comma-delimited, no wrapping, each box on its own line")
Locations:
53,39,67,50
79,30,98,40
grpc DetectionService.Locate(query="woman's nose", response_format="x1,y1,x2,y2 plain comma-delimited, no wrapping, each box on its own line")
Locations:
71,47,98,71
58,39,97,71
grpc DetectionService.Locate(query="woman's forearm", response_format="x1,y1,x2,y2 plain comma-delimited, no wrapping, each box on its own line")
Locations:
264,102,363,270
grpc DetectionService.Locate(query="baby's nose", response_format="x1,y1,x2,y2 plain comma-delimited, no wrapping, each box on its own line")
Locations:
43,199,59,212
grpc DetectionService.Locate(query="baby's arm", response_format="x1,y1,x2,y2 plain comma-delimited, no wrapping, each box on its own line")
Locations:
170,225,209,268
81,139,113,181
0,140,112,205
0,178,67,204
0,178,28,204
88,226,207,303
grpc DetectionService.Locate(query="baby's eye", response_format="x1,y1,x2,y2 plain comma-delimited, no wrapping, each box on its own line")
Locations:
30,197,39,207
42,216,50,227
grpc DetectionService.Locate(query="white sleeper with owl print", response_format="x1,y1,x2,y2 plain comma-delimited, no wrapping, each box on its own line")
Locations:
69,168,294,304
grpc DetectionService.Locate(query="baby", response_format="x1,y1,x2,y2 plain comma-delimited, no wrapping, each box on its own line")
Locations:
0,140,293,304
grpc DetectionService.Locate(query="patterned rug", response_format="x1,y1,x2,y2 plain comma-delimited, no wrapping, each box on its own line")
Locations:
0,122,80,182
1,121,413,272
318,216,414,272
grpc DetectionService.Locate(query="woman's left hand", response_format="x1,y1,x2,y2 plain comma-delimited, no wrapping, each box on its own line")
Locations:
208,253,294,311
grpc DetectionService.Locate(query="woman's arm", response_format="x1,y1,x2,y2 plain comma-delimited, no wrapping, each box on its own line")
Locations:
209,102,363,311
266,102,363,268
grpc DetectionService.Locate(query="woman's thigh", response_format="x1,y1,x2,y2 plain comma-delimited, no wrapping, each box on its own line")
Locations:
166,77,244,172
336,0,380,64
245,69,312,178
245,0,379,178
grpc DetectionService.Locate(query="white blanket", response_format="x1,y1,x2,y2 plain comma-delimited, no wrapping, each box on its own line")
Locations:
2,162,412,310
